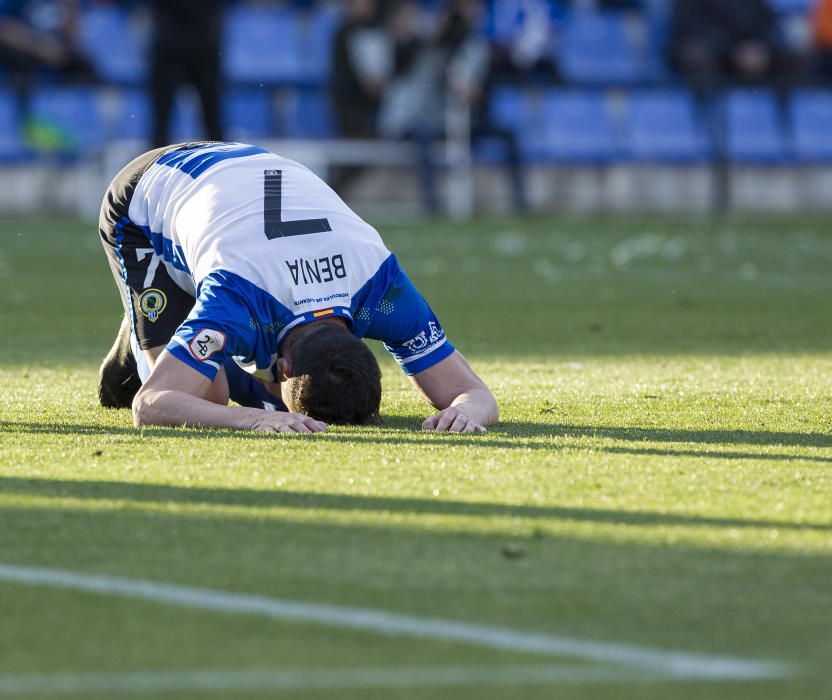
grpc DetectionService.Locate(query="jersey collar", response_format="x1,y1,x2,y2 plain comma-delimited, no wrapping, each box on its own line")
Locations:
275,306,354,354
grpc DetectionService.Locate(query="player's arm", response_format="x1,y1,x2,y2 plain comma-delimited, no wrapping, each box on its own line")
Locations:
132,350,325,433
410,350,498,433
142,345,230,406
366,259,498,433
143,345,284,410
133,274,322,433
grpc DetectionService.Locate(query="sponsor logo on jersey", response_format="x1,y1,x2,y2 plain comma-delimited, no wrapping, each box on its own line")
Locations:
285,255,347,286
138,289,167,323
189,329,226,362
403,331,428,353
428,321,444,343
313,308,335,319
403,323,446,355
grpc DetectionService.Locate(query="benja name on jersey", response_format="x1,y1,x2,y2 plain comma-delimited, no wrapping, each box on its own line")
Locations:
285,254,347,286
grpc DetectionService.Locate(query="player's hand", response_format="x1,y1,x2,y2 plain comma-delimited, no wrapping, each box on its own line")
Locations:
251,411,327,434
422,406,487,434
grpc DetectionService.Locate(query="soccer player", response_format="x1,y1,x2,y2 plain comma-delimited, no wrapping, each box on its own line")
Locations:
98,141,498,434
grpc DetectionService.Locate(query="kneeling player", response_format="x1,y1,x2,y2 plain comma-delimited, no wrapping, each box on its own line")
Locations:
98,142,498,434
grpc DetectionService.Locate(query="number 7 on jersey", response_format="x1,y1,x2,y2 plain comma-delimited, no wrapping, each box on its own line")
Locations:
263,169,332,239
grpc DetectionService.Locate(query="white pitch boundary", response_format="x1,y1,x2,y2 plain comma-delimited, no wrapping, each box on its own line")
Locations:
0,563,789,682
0,664,667,695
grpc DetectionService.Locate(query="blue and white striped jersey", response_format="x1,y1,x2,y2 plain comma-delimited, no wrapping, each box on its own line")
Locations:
125,142,454,380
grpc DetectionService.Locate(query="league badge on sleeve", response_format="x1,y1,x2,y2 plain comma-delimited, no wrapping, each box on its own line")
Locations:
189,329,227,362
139,288,167,323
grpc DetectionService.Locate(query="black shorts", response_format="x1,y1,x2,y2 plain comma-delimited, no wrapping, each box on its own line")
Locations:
99,143,207,350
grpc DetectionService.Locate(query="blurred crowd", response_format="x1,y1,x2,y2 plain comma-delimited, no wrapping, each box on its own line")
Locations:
4,0,832,137
3,0,832,209
0,0,226,145
332,0,528,210
332,0,832,136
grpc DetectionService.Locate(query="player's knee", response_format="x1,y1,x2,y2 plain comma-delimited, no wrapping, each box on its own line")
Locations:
131,388,150,428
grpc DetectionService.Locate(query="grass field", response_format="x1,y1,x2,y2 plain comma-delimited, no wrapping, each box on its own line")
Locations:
0,213,830,699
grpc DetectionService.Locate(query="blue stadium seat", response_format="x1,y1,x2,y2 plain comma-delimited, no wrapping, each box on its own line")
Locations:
296,5,342,83
489,86,540,159
767,0,814,12
472,138,511,165
78,5,147,84
626,90,710,162
724,90,791,163
490,86,525,129
112,90,274,144
282,89,334,139
539,90,619,162
492,87,619,162
114,90,151,141
0,90,26,160
223,6,304,84
168,92,205,144
29,87,107,153
643,0,673,81
791,90,832,162
116,90,209,143
225,90,274,140
558,12,648,84
485,0,565,44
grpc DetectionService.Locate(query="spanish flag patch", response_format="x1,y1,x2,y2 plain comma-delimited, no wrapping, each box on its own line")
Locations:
312,308,335,319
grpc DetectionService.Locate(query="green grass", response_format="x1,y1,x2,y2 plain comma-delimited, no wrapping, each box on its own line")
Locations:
0,214,830,699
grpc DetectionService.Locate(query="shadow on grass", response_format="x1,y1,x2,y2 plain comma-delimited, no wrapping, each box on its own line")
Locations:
498,422,832,449
3,419,831,465
1,481,829,683
0,475,828,533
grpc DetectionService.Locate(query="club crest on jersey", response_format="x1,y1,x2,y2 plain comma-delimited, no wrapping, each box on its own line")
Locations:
139,289,167,323
189,329,226,362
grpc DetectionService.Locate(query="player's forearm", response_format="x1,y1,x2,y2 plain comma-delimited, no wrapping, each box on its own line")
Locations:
132,388,264,430
450,388,499,427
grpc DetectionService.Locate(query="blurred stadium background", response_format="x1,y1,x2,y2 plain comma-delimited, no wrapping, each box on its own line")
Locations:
3,3,832,695
0,0,830,219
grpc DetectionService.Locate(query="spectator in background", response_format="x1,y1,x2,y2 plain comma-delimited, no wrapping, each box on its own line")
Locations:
669,0,791,89
331,0,388,139
149,0,224,147
814,0,832,76
0,0,94,83
489,0,560,82
380,0,527,214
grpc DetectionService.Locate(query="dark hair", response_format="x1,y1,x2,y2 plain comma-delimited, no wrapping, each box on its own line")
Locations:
285,325,382,425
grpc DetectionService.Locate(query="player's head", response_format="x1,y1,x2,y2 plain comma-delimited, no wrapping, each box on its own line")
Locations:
278,321,382,425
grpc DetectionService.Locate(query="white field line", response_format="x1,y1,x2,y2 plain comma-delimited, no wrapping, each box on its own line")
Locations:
0,665,664,695
0,563,789,682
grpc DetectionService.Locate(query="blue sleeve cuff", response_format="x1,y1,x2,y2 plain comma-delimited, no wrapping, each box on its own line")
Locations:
396,339,456,376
